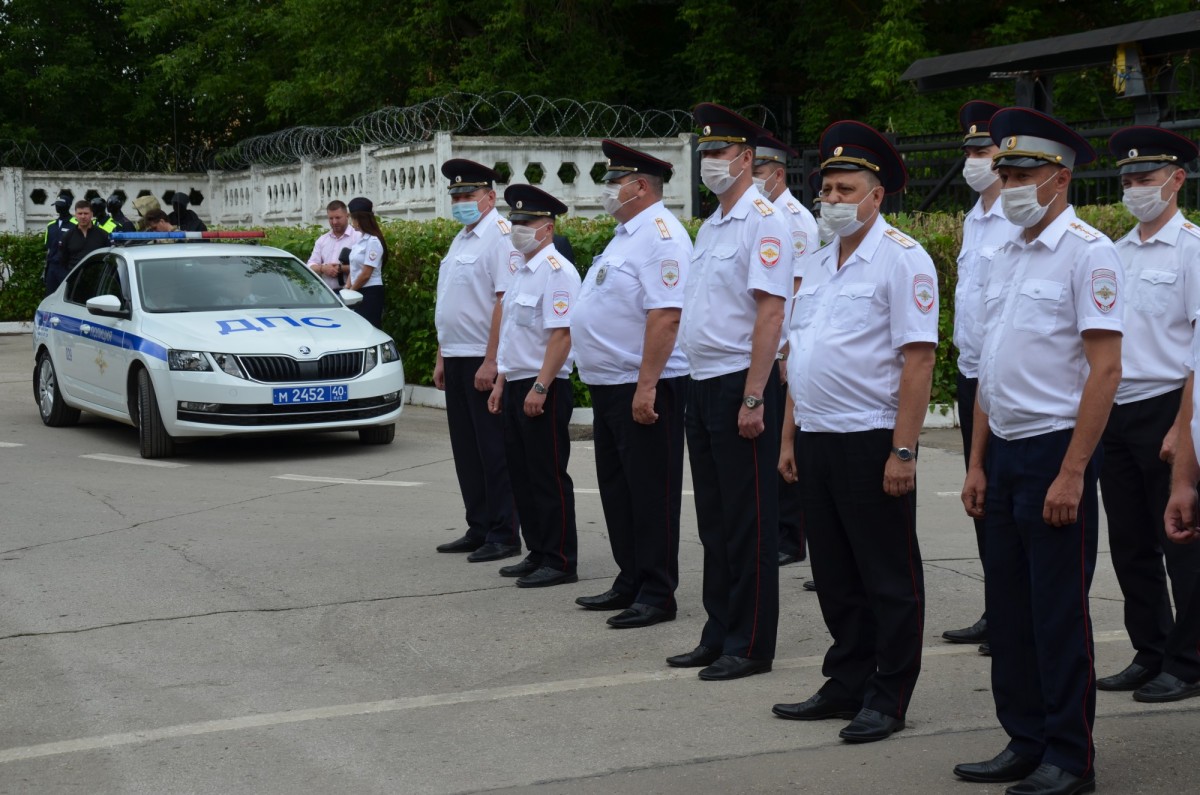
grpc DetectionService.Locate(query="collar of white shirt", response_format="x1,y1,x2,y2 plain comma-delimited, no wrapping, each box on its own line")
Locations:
1012,204,1080,253
709,186,761,225
824,214,888,273
462,207,502,241
968,194,1007,222
522,244,560,273
1118,209,1184,248
616,200,666,237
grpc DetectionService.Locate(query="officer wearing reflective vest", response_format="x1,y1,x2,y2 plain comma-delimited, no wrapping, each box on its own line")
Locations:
43,191,75,292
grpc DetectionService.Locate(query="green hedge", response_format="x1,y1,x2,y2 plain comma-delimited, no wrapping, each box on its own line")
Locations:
3,206,1193,408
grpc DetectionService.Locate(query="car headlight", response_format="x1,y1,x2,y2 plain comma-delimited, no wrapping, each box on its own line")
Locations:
381,339,400,364
211,353,245,379
363,345,379,374
168,350,212,372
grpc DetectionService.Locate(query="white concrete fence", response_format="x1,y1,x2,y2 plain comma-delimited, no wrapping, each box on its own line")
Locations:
1,132,695,234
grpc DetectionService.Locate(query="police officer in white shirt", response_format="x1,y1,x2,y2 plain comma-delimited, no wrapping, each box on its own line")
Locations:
432,160,523,563
771,121,936,745
571,141,691,628
943,101,1019,651
954,108,1124,795
753,131,818,568
487,185,582,588
665,103,792,681
1094,127,1200,703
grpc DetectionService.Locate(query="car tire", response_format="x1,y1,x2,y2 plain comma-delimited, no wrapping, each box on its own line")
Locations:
35,351,81,427
358,424,395,445
137,368,176,459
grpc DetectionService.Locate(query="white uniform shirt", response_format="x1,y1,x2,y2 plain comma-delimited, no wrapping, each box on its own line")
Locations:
955,197,1018,378
773,188,819,281
348,234,384,289
977,207,1125,441
1189,316,1200,456
571,201,692,385
787,218,940,432
1113,212,1200,405
496,244,582,381
307,227,362,291
434,208,520,358
680,187,794,380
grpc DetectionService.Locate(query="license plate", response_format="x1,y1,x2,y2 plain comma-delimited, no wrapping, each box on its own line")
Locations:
272,384,348,405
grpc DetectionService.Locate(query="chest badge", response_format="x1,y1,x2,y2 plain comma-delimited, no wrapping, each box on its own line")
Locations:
595,263,608,286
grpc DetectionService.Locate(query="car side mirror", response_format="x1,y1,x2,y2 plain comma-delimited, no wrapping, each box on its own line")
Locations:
85,294,130,318
339,289,364,307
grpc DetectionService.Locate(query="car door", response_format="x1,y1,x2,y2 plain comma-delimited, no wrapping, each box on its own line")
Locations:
58,254,131,412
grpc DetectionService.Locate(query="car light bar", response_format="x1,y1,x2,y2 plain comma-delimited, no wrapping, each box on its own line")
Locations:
111,231,267,240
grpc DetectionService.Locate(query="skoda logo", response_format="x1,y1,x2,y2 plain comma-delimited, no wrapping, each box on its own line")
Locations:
298,346,311,355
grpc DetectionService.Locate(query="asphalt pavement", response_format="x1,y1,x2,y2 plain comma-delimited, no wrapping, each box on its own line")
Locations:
1,332,1197,794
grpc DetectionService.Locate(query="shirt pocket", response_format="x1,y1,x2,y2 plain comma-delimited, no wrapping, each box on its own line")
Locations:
792,284,821,329
829,282,876,331
1131,268,1177,317
709,245,742,290
452,254,478,285
513,292,541,328
586,255,623,294
1013,279,1065,335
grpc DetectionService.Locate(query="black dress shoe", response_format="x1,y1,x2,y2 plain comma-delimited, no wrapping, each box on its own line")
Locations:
666,645,721,668
1096,661,1157,691
838,708,904,743
436,534,484,553
1133,672,1200,703
779,551,801,566
515,566,578,588
575,589,635,611
802,579,817,592
953,749,1040,783
467,542,522,562
698,655,772,681
1005,763,1095,795
942,617,988,644
771,693,860,721
979,642,991,656
607,604,676,628
499,557,539,578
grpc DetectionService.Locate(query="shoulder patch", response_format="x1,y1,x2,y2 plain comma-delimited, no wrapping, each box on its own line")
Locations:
753,198,775,216
1066,221,1101,243
884,228,917,248
785,200,801,214
497,218,511,235
655,217,672,239
1091,268,1118,313
547,255,562,271
1181,221,1200,241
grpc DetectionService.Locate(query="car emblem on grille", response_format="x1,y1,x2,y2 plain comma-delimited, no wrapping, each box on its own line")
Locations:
298,346,311,355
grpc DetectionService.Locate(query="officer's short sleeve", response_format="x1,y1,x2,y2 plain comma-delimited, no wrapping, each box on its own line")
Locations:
639,234,691,311
542,266,580,329
1072,240,1124,334
788,211,818,281
488,234,520,294
1181,235,1200,326
363,237,384,269
888,246,940,349
745,213,793,299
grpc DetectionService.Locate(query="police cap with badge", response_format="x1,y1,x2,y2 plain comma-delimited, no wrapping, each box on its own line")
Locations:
1108,126,1199,174
504,184,568,222
600,140,673,182
694,102,765,151
818,120,907,194
959,100,1002,148
989,107,1096,170
754,131,797,167
53,190,74,210
441,159,502,195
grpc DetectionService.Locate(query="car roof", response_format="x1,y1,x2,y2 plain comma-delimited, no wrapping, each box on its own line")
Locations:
106,243,296,262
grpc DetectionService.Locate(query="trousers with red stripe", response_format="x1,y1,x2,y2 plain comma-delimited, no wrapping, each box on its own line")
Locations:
686,368,780,661
502,376,577,573
984,429,1098,778
797,428,925,720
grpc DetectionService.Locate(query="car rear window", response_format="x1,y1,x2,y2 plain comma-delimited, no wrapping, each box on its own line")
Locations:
137,255,342,313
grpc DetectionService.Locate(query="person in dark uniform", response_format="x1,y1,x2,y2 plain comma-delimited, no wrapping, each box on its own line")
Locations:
432,159,522,562
43,190,75,294
1095,126,1200,702
667,104,792,681
106,193,136,232
773,121,936,744
55,201,110,293
955,108,1124,795
89,196,118,234
169,191,207,232
487,185,582,588
571,140,692,628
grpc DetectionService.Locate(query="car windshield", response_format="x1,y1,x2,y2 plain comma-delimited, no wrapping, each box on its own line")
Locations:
136,255,342,313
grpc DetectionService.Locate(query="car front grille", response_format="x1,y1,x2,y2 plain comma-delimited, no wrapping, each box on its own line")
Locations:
238,351,365,383
177,393,402,426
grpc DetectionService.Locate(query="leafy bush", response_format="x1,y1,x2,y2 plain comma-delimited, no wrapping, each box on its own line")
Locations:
0,233,45,322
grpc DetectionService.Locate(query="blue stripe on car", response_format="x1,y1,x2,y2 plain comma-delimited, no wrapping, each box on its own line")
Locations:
41,311,168,361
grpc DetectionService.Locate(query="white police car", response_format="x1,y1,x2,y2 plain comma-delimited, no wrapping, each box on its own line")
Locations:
32,233,405,458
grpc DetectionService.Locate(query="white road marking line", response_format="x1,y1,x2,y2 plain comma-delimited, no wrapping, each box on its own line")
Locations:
0,630,1129,765
0,442,24,448
79,454,187,469
574,488,695,496
936,491,960,497
274,474,424,487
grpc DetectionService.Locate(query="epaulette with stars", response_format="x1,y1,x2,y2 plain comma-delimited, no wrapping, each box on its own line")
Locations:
655,218,672,239
1181,221,1200,241
547,255,562,271
1066,221,1101,243
497,218,511,235
752,198,775,216
884,228,917,249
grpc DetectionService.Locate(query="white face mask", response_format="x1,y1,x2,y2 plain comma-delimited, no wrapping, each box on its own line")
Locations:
1122,173,1175,223
822,189,878,238
752,177,767,193
1000,173,1059,228
701,152,746,195
601,181,636,216
816,214,834,245
510,223,544,254
962,157,998,192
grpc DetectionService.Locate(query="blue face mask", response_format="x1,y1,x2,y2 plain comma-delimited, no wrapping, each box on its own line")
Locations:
451,201,482,225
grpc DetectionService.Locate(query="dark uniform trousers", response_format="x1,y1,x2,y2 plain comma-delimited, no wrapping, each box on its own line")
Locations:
443,356,519,547
957,374,987,568
776,373,805,559
352,285,386,329
686,367,780,660
503,376,577,573
590,376,686,610
984,429,1098,778
798,428,925,720
1100,388,1200,681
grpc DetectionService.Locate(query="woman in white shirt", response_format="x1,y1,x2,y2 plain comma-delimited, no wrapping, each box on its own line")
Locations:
345,196,387,328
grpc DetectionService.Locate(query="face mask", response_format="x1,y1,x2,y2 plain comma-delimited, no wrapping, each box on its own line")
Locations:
816,215,834,244
601,182,637,216
701,152,746,195
1122,174,1175,223
962,158,998,192
451,201,482,225
822,190,877,238
510,224,544,254
1000,173,1059,228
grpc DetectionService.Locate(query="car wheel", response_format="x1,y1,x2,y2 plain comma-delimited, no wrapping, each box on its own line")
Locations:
136,368,176,459
358,424,395,445
35,351,81,427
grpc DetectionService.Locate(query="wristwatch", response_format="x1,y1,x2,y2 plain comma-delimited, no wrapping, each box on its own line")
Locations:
532,382,548,394
892,446,917,462
743,395,764,409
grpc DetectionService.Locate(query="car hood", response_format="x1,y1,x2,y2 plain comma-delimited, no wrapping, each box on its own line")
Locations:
137,306,389,355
